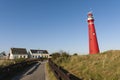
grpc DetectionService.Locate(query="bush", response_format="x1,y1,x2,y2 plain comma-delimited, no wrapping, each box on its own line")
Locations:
61,52,70,58
73,53,78,56
51,51,70,61
51,52,61,60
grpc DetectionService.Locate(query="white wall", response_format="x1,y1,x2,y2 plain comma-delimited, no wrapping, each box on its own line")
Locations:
9,49,14,59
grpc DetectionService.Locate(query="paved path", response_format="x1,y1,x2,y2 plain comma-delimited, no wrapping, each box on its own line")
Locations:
12,61,46,80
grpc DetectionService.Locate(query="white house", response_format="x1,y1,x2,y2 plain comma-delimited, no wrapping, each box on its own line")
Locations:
29,49,49,59
9,48,28,59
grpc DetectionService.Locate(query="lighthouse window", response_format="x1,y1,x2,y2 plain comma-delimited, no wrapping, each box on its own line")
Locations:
93,33,95,35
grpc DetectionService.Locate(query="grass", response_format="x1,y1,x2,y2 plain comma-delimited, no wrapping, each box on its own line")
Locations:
0,59,14,67
0,58,28,68
54,50,120,80
46,62,57,80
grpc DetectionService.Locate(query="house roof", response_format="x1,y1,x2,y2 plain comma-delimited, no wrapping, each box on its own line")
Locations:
0,52,6,56
30,49,48,54
11,48,27,54
0,52,6,57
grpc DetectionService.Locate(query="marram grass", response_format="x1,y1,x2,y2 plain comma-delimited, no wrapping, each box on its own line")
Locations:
54,50,120,80
46,62,57,80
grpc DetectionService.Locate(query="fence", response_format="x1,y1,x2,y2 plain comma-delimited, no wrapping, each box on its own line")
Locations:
48,59,81,80
0,59,38,80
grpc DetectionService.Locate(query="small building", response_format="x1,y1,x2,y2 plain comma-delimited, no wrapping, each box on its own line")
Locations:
9,48,28,59
0,52,8,59
29,49,49,59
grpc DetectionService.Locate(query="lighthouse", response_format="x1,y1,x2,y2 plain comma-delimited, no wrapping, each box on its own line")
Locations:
87,12,100,54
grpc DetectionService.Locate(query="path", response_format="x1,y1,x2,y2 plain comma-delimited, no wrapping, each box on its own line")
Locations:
12,61,46,80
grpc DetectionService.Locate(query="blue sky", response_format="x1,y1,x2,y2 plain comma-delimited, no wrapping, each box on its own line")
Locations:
0,0,120,54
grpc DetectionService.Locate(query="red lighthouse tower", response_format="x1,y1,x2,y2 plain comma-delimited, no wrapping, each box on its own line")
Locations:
87,12,100,54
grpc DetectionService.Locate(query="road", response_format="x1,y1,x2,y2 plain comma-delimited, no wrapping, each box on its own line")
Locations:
12,61,47,80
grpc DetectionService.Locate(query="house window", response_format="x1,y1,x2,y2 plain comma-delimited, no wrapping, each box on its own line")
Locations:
20,56,22,58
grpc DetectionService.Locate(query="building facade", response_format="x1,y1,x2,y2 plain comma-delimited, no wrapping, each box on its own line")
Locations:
29,49,49,59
